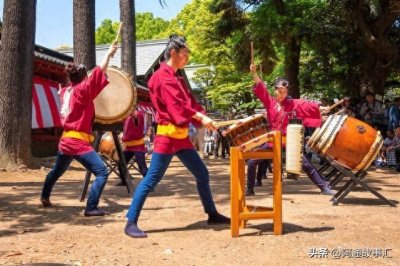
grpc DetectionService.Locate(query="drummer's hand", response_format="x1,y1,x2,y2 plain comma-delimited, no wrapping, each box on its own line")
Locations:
250,64,262,84
202,116,217,130
108,43,118,57
319,106,330,115
322,115,329,122
250,64,257,73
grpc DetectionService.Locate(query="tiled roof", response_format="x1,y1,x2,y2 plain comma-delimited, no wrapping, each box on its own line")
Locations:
0,39,72,66
34,44,73,65
58,39,167,77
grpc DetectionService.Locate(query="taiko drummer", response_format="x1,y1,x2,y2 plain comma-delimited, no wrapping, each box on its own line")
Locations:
248,63,335,195
40,43,118,216
124,35,230,238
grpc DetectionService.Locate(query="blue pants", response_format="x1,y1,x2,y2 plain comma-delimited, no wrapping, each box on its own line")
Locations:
123,151,148,177
126,149,217,223
41,151,108,211
247,154,327,191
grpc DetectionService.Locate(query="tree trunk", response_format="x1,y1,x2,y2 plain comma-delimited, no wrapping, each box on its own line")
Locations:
284,36,301,99
359,49,392,97
73,0,96,69
0,0,36,170
120,0,136,78
350,0,399,97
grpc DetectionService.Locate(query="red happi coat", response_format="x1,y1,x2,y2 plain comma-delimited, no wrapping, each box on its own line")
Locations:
148,62,205,154
253,82,322,135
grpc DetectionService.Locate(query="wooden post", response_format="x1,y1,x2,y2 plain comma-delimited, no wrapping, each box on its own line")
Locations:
230,147,240,237
273,131,283,235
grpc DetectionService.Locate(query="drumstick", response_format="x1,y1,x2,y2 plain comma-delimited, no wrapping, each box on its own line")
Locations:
250,42,254,65
214,119,242,128
333,109,345,115
113,22,123,45
326,98,345,112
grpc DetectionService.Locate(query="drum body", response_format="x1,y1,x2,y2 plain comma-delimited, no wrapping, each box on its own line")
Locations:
99,132,123,161
223,114,269,147
307,115,383,172
94,67,137,124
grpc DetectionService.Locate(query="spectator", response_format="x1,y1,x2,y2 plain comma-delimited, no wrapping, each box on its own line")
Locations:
387,127,400,172
360,92,385,134
204,129,214,157
381,130,397,167
212,129,220,159
389,97,400,130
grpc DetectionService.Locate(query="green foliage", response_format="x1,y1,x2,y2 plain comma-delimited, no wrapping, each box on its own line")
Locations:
93,0,400,115
95,13,170,44
136,12,170,40
191,68,215,91
95,19,119,44
164,0,263,115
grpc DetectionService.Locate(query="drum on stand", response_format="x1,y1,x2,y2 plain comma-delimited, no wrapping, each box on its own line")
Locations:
98,132,124,161
307,114,383,172
94,66,137,124
222,114,270,151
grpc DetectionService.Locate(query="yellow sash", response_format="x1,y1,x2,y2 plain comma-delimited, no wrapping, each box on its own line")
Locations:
62,130,94,143
123,138,145,147
157,124,189,139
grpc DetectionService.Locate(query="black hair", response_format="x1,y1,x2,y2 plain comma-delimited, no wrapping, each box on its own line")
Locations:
164,34,189,60
365,91,375,97
273,77,289,88
65,63,87,84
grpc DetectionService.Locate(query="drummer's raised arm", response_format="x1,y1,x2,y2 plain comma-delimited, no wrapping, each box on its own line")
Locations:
100,43,118,72
250,64,262,84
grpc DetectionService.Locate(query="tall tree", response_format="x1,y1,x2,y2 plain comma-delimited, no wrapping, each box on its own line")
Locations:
0,0,37,170
73,0,96,69
303,0,400,97
120,0,136,77
348,0,400,95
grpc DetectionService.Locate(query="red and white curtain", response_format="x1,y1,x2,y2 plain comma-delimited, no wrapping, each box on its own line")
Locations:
31,77,156,130
31,76,61,129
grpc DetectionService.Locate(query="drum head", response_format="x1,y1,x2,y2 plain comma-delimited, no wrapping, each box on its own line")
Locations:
222,114,268,147
94,67,137,124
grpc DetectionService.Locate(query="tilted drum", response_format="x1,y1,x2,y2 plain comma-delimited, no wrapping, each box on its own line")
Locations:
94,66,137,124
307,114,383,172
222,114,269,151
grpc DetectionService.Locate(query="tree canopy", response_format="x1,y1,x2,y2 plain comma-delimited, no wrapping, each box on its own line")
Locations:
95,13,169,44
209,0,400,101
94,0,400,115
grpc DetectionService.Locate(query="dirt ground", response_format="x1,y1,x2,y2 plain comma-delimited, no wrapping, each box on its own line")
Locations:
0,155,399,266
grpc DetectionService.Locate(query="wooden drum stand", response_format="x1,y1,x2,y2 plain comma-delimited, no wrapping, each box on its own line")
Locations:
230,131,283,237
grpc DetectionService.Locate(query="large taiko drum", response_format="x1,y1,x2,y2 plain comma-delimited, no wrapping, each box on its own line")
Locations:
307,114,383,172
222,114,269,149
94,67,137,124
99,132,124,161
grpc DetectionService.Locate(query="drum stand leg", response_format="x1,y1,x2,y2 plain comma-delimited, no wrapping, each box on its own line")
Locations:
111,131,134,194
328,160,396,207
80,131,135,202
